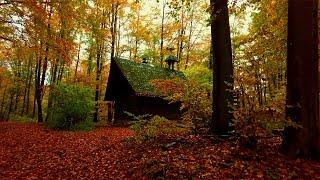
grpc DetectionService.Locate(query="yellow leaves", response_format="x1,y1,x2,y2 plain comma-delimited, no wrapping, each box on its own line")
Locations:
0,67,7,75
162,23,180,39
0,44,12,60
49,13,61,32
130,1,141,12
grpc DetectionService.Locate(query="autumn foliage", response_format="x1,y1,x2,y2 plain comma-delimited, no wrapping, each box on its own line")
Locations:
151,78,212,134
0,0,319,178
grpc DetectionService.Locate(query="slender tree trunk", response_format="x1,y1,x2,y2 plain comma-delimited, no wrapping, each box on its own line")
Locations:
93,45,102,122
21,58,32,116
33,56,39,119
160,0,166,67
129,37,132,61
7,93,14,120
93,8,108,122
35,45,42,122
52,60,59,84
57,62,65,83
134,1,140,62
103,3,118,121
14,89,19,114
281,0,320,159
25,67,32,115
134,38,139,61
74,35,82,82
116,20,121,57
176,3,185,71
37,2,51,123
210,0,234,134
87,53,93,75
21,81,28,116
32,95,36,118
110,3,118,62
37,43,49,123
45,59,58,122
185,7,194,70
104,3,118,102
13,61,21,114
0,86,7,118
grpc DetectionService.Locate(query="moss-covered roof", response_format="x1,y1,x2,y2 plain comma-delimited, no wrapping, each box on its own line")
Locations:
114,58,185,96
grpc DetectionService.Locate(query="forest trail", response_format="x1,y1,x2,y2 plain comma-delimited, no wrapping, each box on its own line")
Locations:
0,122,134,179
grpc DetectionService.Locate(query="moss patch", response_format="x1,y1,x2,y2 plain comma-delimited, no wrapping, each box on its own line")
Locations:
114,58,185,96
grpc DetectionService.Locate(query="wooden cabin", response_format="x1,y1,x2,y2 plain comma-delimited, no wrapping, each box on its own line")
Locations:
104,58,184,121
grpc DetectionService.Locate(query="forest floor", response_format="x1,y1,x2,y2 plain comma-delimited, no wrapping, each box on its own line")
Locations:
0,122,319,179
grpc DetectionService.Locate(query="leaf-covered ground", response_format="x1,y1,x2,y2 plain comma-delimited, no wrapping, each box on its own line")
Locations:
0,122,319,179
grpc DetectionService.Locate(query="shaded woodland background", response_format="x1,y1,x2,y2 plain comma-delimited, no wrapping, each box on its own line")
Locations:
0,0,287,122
0,0,319,163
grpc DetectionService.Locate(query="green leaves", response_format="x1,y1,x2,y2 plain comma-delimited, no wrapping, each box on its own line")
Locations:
46,84,94,130
183,65,212,90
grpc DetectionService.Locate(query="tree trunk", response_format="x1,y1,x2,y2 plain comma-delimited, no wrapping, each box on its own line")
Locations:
281,0,320,159
33,56,39,119
21,58,32,116
35,48,43,122
0,86,7,118
210,0,234,134
21,71,28,116
57,62,65,83
25,67,32,115
45,56,60,122
160,0,166,67
134,1,140,62
37,3,51,123
93,45,102,122
185,7,194,70
38,42,49,123
104,2,118,105
110,3,118,63
74,35,82,82
87,52,93,75
13,89,19,114
116,18,121,57
7,93,14,120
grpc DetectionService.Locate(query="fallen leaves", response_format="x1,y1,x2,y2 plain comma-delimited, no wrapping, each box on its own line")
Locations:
0,122,134,179
119,134,320,179
0,122,319,179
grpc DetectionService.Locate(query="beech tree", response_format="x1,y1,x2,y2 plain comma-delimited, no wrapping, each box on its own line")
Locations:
210,0,234,134
281,0,320,159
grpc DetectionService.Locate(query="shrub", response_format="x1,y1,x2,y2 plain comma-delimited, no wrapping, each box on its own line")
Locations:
71,119,94,131
9,114,37,123
46,84,94,130
128,113,189,141
183,65,212,88
151,78,212,134
233,86,301,144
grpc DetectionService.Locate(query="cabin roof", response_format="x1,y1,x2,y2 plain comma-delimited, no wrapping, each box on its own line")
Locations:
114,58,185,97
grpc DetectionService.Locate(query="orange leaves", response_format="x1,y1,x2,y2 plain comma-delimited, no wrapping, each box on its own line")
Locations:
0,122,319,179
53,37,76,65
150,78,184,97
0,122,134,179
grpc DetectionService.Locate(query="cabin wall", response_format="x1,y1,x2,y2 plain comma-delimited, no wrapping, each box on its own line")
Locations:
114,94,137,120
135,96,181,119
114,95,181,120
106,59,182,121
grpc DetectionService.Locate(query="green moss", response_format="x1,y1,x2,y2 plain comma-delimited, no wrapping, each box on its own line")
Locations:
115,58,185,96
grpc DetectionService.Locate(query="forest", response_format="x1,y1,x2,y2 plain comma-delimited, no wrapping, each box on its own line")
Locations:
0,0,319,179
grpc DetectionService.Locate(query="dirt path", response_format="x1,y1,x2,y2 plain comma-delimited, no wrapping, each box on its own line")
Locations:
0,122,134,179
